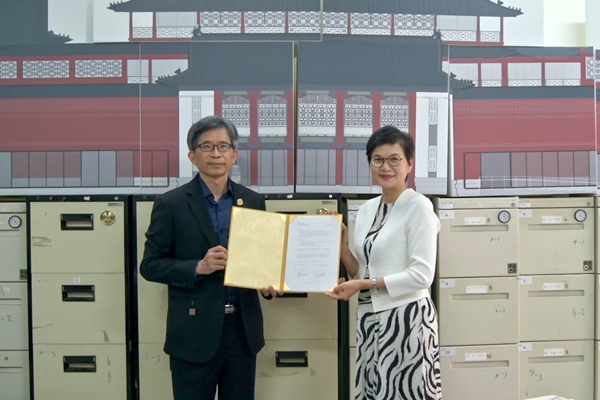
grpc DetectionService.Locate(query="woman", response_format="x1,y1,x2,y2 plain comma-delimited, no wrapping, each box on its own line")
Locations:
326,125,442,399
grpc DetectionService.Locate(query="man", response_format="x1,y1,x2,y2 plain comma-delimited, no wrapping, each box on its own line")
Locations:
140,115,280,400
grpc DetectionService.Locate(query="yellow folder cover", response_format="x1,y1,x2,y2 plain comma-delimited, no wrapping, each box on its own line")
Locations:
225,206,342,292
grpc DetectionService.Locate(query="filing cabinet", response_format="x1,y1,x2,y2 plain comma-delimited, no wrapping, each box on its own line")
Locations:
31,273,126,344
519,197,594,275
0,202,27,282
435,197,519,278
437,276,519,346
29,196,129,400
0,350,30,400
137,343,172,400
519,340,593,400
256,339,338,400
0,200,29,400
30,200,126,274
0,282,29,349
132,196,172,400
263,194,344,400
439,344,519,400
33,343,127,400
519,274,594,341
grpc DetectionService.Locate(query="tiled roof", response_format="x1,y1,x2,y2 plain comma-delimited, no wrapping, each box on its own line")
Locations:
109,0,522,17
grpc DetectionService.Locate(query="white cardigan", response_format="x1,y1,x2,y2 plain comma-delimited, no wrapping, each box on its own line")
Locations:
353,189,440,313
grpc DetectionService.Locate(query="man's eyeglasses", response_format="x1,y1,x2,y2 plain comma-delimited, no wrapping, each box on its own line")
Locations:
197,142,233,153
370,156,403,168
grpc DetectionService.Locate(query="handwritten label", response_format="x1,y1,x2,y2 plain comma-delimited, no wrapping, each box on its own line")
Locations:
73,276,81,283
543,282,565,291
348,204,362,211
520,276,533,285
519,209,532,218
465,217,486,225
544,348,565,357
465,353,487,362
440,202,454,210
519,343,533,352
440,348,455,357
466,285,488,294
520,201,531,208
542,216,562,224
348,211,358,221
439,279,455,289
439,210,455,220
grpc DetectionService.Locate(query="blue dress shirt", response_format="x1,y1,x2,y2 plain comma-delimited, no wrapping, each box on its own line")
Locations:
198,176,239,303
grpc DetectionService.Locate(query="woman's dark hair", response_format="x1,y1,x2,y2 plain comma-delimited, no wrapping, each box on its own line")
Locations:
365,125,414,164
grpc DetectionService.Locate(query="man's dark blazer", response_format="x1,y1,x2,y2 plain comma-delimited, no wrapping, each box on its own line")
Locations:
140,174,266,363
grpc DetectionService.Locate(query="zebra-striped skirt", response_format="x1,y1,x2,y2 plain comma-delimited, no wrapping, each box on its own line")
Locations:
355,297,442,400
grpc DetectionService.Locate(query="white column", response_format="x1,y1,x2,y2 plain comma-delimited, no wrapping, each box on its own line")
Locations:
178,91,215,178
585,0,600,48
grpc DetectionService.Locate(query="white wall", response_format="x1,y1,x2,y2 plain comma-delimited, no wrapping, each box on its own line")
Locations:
544,0,586,47
48,0,94,43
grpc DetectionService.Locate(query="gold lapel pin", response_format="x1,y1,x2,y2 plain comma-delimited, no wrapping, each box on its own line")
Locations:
237,198,244,206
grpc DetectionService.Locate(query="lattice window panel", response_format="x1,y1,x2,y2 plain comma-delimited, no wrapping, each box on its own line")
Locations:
128,77,149,84
133,27,153,38
547,79,581,86
299,95,336,126
585,57,595,80
429,98,438,125
381,97,409,129
480,31,500,42
0,61,17,79
75,60,122,78
344,96,372,126
200,12,241,34
245,12,285,34
222,95,250,137
395,14,433,30
259,95,287,126
441,30,477,42
23,60,69,79
156,27,194,38
288,11,320,34
508,80,542,87
428,146,437,173
481,80,502,87
323,12,347,34
351,13,390,35
192,98,202,123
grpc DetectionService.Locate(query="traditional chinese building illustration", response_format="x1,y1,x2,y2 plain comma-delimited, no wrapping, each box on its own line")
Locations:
1,0,599,196
108,0,522,46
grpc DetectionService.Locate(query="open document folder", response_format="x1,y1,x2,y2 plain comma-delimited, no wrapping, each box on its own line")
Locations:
225,206,342,293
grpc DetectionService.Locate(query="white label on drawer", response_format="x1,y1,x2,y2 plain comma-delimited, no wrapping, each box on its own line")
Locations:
348,203,362,211
519,276,533,285
349,211,358,221
465,353,487,362
544,348,565,357
519,209,532,218
439,210,455,220
519,343,533,352
465,216,486,225
440,348,455,357
73,276,81,283
440,202,453,209
520,201,531,208
466,285,488,294
543,282,565,291
439,279,455,288
542,216,562,224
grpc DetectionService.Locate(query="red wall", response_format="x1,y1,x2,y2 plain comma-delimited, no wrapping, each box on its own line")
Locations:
0,96,179,176
453,98,596,179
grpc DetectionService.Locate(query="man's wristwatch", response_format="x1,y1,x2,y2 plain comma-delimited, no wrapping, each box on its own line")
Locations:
371,277,379,292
